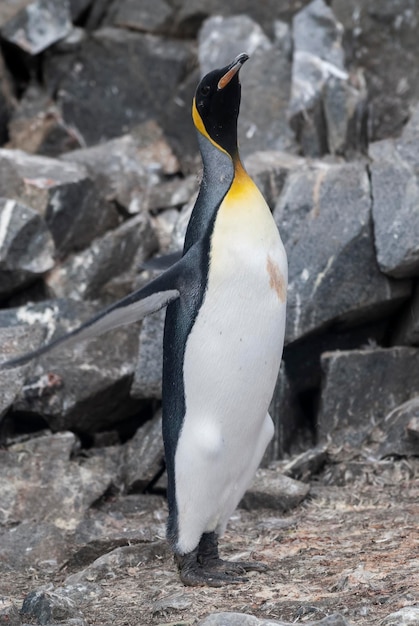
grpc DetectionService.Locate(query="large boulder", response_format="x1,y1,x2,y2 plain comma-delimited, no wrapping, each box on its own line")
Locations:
273,161,411,344
0,197,55,298
0,299,142,433
318,347,419,446
43,27,196,147
0,149,119,257
289,0,366,156
369,106,419,278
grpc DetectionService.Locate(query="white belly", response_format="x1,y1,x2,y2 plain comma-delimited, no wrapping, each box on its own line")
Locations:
174,180,287,554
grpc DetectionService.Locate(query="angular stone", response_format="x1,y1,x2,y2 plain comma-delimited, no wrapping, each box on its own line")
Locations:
240,468,309,511
333,0,419,141
44,27,196,147
174,0,312,39
131,307,165,400
122,411,164,491
0,198,55,297
0,431,119,529
46,213,157,302
60,121,180,212
244,151,304,211
0,521,68,573
104,0,173,34
64,542,170,585
21,589,87,626
377,398,419,458
381,607,419,626
289,0,366,157
0,53,14,146
264,363,308,463
6,83,81,156
0,325,44,420
198,15,296,155
0,299,141,433
198,15,271,77
318,347,419,446
279,444,329,482
370,115,419,278
1,0,72,55
273,161,411,344
0,149,119,257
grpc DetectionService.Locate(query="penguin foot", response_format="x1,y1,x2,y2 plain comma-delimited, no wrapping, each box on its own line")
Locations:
175,551,248,588
197,532,268,576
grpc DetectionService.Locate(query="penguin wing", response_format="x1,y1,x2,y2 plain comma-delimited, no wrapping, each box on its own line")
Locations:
0,264,182,370
140,250,182,271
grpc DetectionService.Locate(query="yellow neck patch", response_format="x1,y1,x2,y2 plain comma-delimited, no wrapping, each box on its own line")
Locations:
192,97,229,156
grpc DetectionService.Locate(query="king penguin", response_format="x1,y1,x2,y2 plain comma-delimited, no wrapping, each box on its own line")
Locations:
1,54,288,587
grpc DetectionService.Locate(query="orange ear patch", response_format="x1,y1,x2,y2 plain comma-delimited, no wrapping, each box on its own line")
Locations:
267,255,286,302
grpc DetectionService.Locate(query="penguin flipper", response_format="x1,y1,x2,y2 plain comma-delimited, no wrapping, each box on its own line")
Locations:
140,250,182,271
0,268,181,370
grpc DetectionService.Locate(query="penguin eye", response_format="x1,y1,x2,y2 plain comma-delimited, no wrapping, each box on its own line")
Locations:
200,84,211,96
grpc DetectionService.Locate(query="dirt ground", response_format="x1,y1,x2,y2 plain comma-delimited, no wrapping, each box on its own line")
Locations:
3,458,418,626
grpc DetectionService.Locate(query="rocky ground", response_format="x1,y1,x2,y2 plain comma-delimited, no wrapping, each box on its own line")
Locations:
1,1,419,625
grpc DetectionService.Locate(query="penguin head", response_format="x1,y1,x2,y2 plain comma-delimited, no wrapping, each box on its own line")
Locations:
192,53,249,158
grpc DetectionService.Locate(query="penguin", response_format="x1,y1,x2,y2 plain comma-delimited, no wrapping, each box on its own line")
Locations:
1,53,287,587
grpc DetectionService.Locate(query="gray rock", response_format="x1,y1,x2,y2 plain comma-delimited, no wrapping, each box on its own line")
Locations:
152,592,193,613
0,149,119,257
264,363,308,463
377,398,419,458
44,27,196,147
198,15,271,77
0,599,22,626
0,299,141,433
0,521,69,573
381,607,419,626
21,588,87,626
318,347,419,446
131,307,165,399
104,0,173,34
391,284,419,346
289,0,365,156
0,431,119,528
60,120,180,212
174,0,312,39
198,16,296,155
0,53,13,146
279,443,329,481
68,510,158,569
143,174,198,214
370,114,419,278
240,468,309,511
6,83,81,156
0,198,55,297
46,212,157,302
0,325,44,420
122,411,164,491
1,0,72,55
273,161,411,344
333,0,419,141
64,542,169,585
69,0,93,22
244,151,304,211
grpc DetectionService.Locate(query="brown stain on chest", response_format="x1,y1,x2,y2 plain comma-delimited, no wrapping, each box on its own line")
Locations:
267,255,286,303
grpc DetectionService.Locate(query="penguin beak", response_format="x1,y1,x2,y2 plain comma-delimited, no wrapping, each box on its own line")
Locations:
217,53,249,90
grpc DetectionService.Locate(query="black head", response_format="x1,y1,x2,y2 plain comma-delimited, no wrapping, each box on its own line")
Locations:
192,53,249,157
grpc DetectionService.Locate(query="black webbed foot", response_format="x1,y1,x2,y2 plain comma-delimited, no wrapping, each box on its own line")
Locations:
175,532,267,587
175,550,248,587
198,532,268,575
